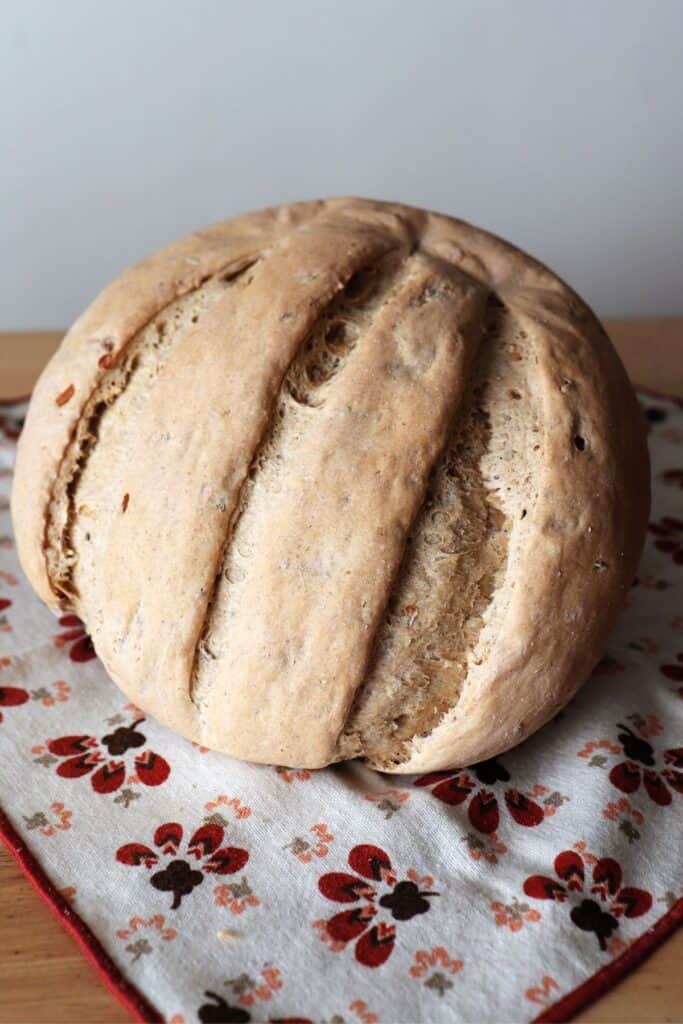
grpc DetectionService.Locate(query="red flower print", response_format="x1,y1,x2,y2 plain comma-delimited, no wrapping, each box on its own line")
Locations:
649,516,683,565
608,720,683,806
661,653,683,683
523,849,652,950
42,717,170,795
53,614,96,662
117,821,249,910
415,757,548,834
0,684,29,723
0,597,12,633
660,468,683,490
314,844,438,968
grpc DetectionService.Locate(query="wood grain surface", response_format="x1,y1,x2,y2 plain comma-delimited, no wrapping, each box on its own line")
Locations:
1,321,682,1024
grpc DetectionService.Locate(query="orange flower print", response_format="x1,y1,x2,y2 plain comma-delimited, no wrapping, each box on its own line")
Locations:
285,824,334,863
364,789,409,819
275,766,311,784
29,680,71,707
204,795,252,820
349,999,379,1023
602,797,644,844
490,897,541,932
115,915,178,962
224,967,282,1008
409,946,463,996
214,876,260,914
23,802,73,837
525,975,560,1007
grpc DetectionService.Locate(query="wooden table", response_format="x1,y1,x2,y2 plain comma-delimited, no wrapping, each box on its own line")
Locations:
1,323,682,1024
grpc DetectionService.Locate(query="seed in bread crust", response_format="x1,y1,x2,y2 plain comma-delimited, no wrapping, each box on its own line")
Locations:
55,385,75,406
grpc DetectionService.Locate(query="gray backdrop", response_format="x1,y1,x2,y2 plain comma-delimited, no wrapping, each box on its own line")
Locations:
3,0,681,328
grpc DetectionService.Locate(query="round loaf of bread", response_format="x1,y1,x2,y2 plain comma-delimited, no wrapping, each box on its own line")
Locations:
12,198,649,771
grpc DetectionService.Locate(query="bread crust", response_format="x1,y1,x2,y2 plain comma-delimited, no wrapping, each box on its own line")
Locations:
11,198,649,771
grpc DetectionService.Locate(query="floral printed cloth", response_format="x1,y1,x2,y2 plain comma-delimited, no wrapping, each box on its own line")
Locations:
1,394,682,1024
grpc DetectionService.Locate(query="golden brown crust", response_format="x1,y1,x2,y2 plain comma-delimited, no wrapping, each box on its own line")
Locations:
11,197,650,771
193,251,488,765
11,201,323,607
392,299,649,772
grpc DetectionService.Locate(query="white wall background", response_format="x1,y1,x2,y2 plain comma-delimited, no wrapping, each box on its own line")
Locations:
2,0,682,328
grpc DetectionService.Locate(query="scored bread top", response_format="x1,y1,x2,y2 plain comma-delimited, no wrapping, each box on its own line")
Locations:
11,198,649,771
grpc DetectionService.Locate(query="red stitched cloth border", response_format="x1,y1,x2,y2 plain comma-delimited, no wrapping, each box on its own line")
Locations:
0,808,161,1023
